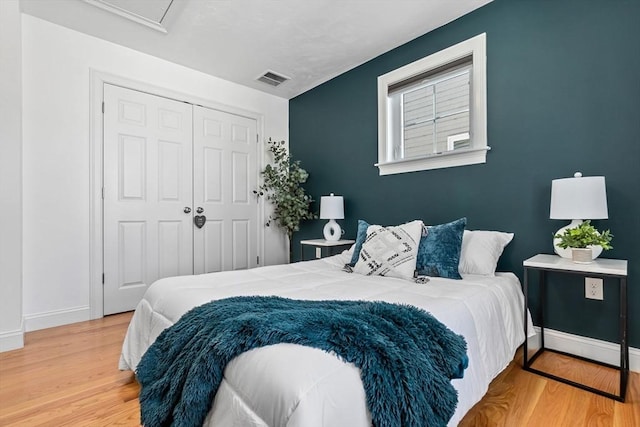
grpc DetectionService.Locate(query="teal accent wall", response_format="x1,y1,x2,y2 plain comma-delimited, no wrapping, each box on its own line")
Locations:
289,0,640,347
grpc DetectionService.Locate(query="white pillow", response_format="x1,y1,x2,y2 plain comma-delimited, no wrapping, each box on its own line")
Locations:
353,220,423,280
458,230,514,276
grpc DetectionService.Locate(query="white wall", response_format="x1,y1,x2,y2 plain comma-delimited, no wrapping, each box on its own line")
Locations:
0,0,24,350
21,14,289,331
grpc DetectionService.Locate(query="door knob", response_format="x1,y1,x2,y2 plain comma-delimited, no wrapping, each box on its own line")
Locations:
183,207,191,214
196,207,204,214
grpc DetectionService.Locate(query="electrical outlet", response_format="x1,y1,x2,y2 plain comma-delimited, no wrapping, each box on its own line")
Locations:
585,277,604,300
315,247,322,259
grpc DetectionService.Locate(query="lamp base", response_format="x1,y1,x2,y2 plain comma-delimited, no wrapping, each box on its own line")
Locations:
323,219,342,241
553,219,603,260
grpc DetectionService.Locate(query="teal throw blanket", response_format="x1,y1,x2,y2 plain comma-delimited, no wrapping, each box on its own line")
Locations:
137,296,468,427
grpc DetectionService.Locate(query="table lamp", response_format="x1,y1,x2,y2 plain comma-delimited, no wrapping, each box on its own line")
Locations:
549,172,608,259
320,193,344,241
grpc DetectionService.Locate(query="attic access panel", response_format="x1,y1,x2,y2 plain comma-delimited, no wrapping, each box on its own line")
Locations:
83,0,175,33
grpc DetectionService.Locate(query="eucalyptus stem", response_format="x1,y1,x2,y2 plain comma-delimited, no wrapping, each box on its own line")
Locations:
254,138,316,259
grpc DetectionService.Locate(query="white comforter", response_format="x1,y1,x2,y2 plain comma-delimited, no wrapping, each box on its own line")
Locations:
120,251,533,427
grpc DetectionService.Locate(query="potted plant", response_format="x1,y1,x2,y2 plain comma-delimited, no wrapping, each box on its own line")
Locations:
554,220,613,263
254,138,316,261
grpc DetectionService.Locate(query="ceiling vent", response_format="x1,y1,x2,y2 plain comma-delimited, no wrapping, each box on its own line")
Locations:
257,71,290,87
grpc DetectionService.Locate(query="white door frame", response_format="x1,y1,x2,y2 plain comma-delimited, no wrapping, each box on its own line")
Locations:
89,69,266,319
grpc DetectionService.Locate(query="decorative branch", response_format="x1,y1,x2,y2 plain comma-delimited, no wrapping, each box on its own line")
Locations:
254,138,316,241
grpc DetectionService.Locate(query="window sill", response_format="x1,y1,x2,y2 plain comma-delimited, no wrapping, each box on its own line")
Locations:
375,147,490,176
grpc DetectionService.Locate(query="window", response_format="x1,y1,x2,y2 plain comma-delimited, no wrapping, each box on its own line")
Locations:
377,33,488,175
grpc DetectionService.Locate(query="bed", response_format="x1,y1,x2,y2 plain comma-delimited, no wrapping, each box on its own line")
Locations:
120,245,533,427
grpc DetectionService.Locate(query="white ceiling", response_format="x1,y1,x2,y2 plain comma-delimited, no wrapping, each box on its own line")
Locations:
20,0,492,99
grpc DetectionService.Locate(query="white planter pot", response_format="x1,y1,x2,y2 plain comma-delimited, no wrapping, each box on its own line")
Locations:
571,248,593,264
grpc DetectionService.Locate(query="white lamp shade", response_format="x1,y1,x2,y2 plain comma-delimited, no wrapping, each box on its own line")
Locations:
320,194,344,219
550,173,608,220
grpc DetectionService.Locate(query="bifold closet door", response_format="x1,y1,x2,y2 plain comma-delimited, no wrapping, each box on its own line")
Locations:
192,106,258,274
103,84,194,315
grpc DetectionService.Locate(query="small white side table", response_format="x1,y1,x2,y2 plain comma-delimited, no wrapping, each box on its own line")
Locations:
522,254,629,401
300,239,355,261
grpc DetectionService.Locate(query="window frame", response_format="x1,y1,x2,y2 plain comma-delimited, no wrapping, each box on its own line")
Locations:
376,33,488,175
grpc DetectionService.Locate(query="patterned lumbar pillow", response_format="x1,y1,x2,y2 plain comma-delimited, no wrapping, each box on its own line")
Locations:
353,220,423,280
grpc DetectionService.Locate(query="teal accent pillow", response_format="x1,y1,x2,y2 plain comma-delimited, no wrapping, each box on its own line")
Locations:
416,217,467,279
349,219,370,266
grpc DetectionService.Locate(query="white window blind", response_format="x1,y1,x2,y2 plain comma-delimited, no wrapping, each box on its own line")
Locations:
390,63,471,161
389,64,471,160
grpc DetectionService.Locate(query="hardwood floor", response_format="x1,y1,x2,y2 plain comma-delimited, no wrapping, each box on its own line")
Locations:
0,313,139,426
0,313,638,426
459,349,639,427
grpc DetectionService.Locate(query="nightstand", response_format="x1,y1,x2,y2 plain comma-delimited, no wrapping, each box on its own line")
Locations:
300,239,355,261
523,254,629,401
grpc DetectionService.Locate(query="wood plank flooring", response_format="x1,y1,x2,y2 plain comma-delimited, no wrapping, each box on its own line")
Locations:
0,312,638,426
0,313,139,426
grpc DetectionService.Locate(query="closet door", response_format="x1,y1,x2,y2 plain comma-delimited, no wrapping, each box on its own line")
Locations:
193,106,258,274
103,84,193,315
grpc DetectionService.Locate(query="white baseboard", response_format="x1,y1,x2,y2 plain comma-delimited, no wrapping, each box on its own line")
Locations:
24,306,91,332
529,327,640,373
0,323,24,352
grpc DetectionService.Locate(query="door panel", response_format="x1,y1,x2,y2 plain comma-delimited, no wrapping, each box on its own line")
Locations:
232,152,249,203
204,220,224,273
193,106,258,274
158,220,184,278
119,221,146,287
158,141,183,201
204,147,223,202
103,84,193,315
232,219,250,270
119,135,146,200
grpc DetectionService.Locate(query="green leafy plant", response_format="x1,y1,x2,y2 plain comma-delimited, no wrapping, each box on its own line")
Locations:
554,220,613,250
254,138,316,246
